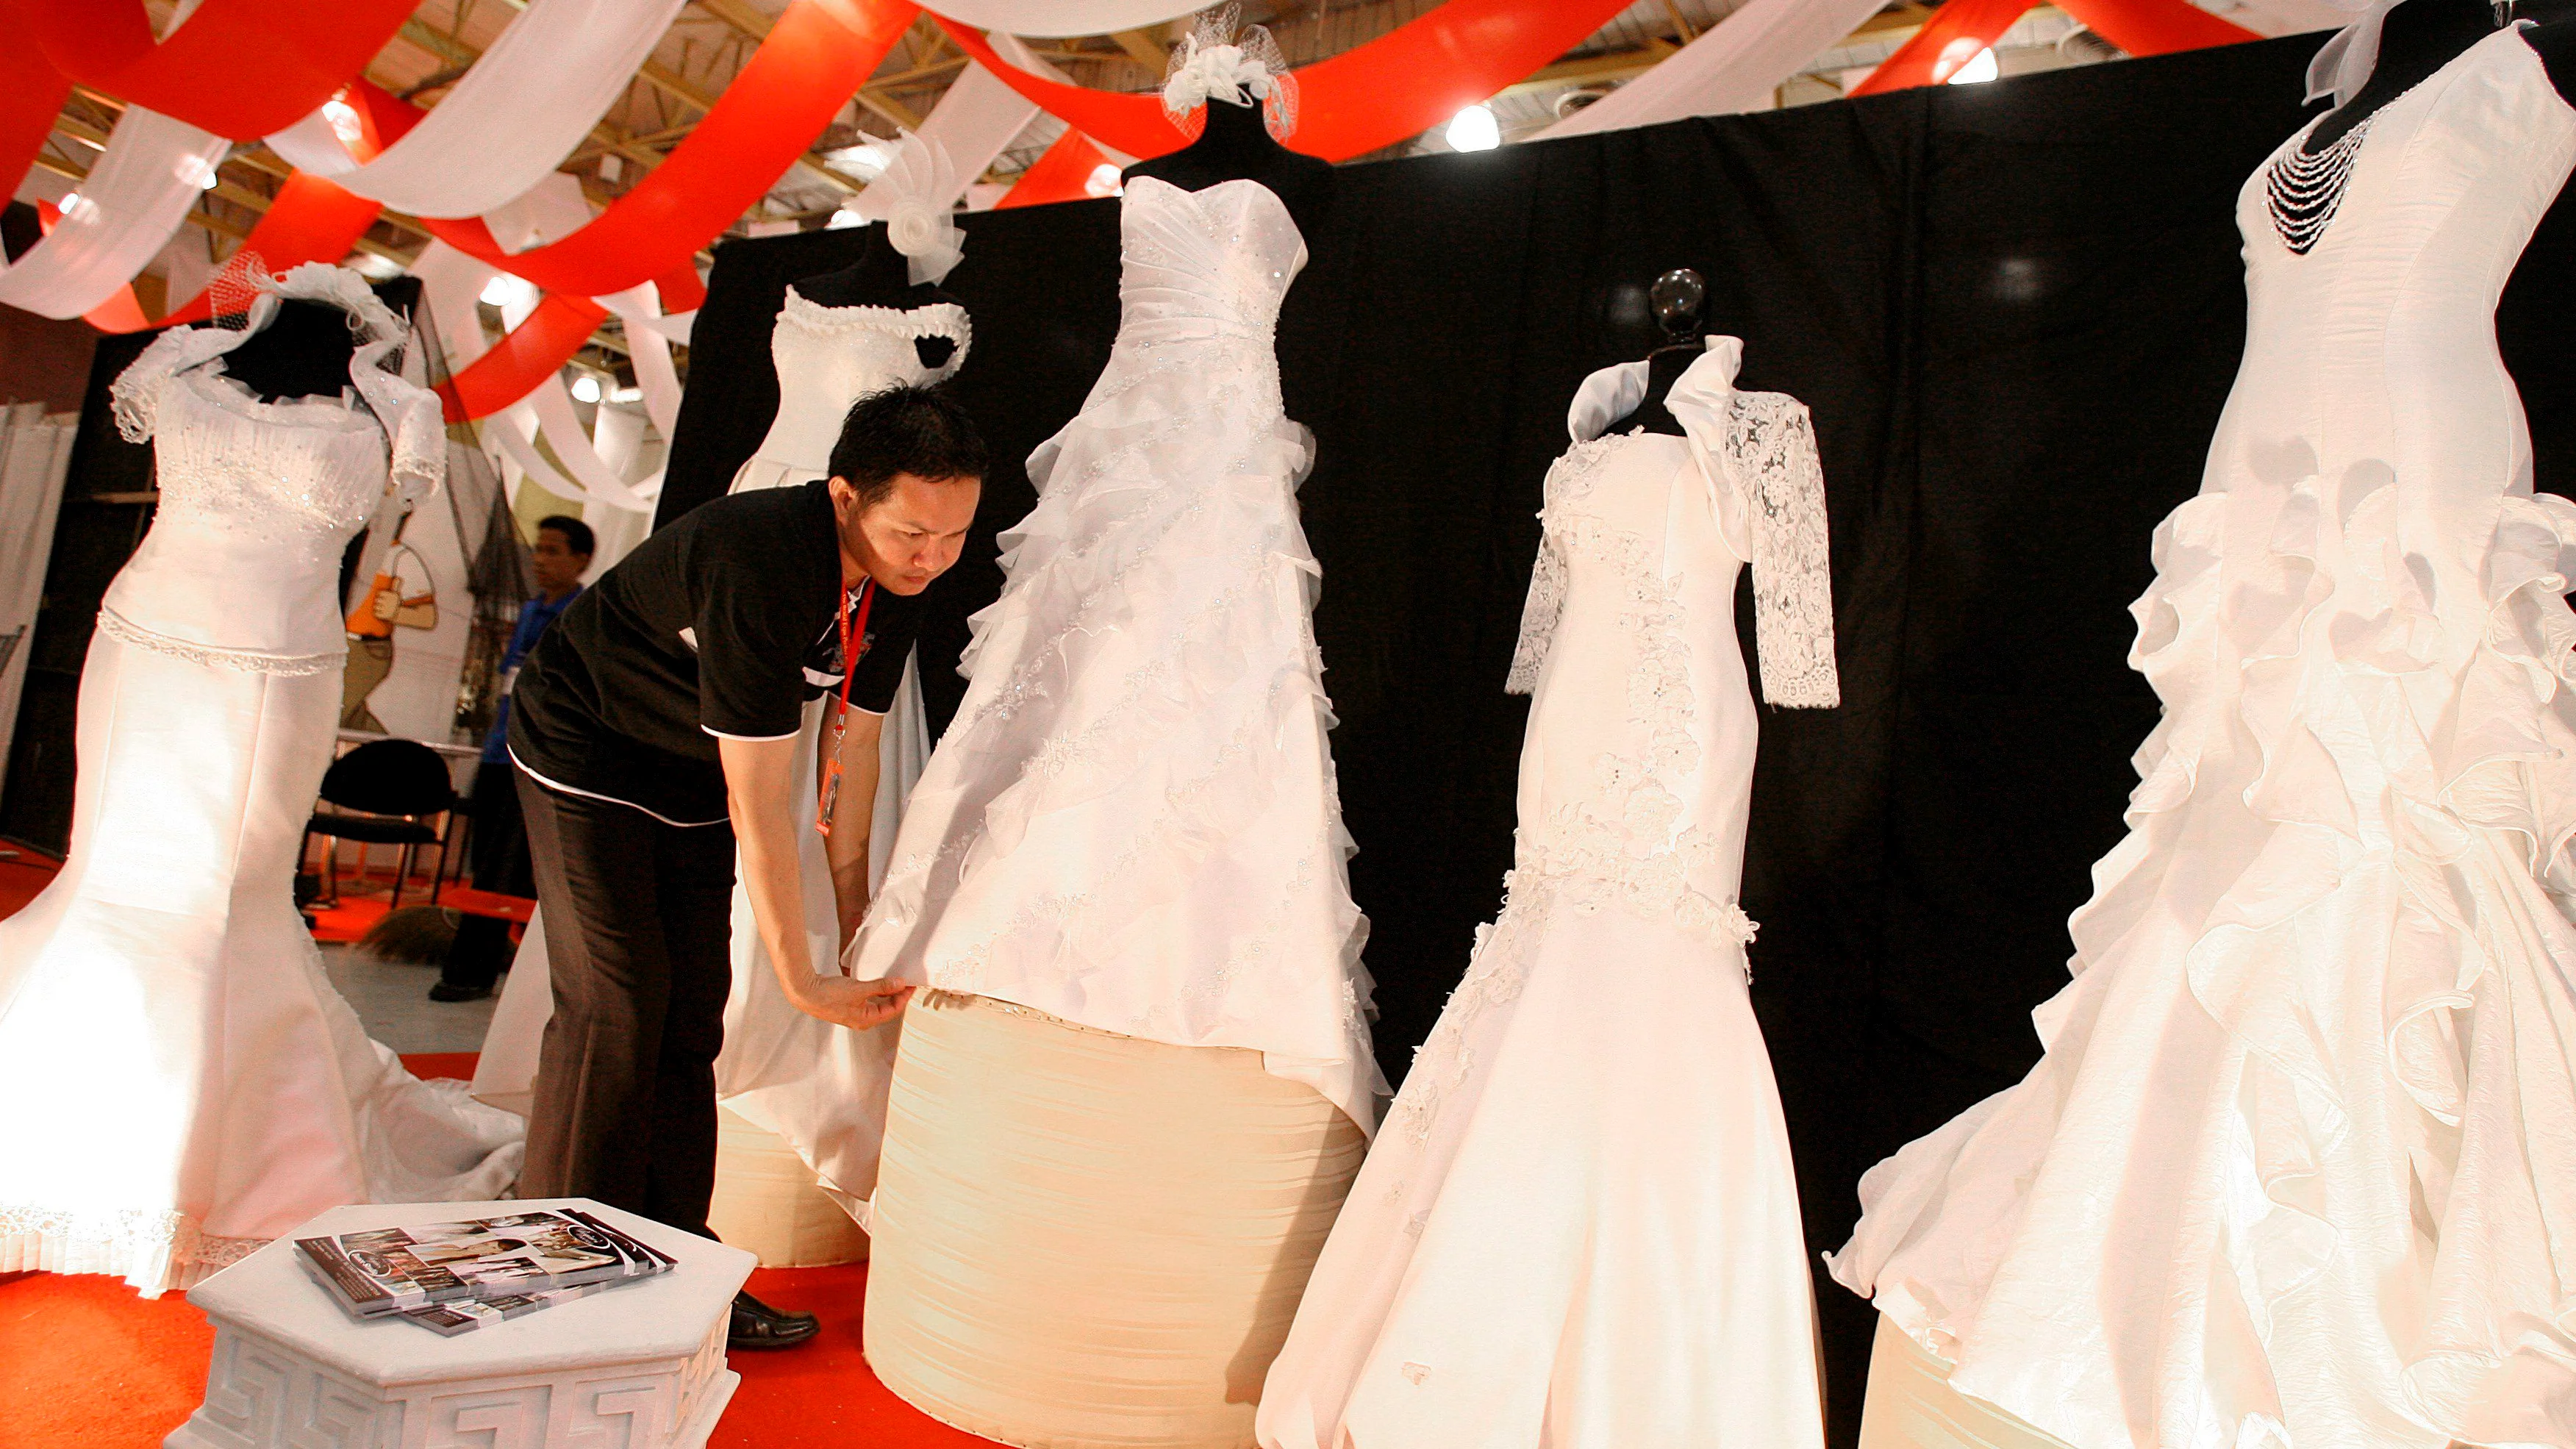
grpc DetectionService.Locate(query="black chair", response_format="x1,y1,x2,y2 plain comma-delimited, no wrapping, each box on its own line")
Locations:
304,739,457,909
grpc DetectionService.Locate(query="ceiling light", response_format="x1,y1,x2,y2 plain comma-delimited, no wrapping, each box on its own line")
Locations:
823,143,890,179
1445,103,1500,153
610,384,643,404
1944,46,2000,84
826,208,867,230
177,154,221,190
570,374,603,404
1085,162,1124,198
479,273,534,310
322,98,365,145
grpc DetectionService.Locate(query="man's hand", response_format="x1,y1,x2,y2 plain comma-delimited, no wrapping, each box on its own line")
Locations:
785,973,915,1030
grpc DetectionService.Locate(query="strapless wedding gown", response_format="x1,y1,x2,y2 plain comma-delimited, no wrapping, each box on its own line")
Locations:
469,293,969,1259
1831,29,2576,1449
849,176,1378,1131
0,277,525,1295
1260,340,1837,1449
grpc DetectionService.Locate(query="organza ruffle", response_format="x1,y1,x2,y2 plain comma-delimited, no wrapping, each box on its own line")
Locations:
1831,479,2576,1448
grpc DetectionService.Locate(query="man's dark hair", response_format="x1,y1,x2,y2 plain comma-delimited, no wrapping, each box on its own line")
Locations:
829,384,987,511
535,514,596,557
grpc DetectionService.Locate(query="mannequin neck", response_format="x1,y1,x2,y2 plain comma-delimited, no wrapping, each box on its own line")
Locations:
1123,93,1333,232
218,298,359,402
2312,0,2511,147
1609,343,1703,438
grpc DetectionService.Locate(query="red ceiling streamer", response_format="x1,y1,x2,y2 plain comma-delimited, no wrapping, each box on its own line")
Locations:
437,293,610,423
419,0,920,300
87,172,385,334
937,0,1640,163
995,131,1113,210
1855,0,2255,94
0,0,423,141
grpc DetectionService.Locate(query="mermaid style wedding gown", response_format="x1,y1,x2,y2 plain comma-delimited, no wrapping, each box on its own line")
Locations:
0,267,524,1295
1831,27,2576,1449
1259,338,1839,1449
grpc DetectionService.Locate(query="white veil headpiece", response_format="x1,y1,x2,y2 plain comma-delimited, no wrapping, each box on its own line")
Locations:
1161,4,1298,142
844,130,968,287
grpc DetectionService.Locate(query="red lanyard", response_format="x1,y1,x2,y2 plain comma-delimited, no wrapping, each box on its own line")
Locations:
816,579,876,837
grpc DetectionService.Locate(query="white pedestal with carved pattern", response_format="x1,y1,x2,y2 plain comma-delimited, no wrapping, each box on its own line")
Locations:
163,1198,755,1449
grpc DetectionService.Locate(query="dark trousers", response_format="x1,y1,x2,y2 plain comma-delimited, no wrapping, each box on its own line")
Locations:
515,768,737,1238
440,760,536,992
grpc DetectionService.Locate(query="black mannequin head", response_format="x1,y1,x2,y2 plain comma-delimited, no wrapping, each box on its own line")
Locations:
217,298,361,402
1652,268,1708,348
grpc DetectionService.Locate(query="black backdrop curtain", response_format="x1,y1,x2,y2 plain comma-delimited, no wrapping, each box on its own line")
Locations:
659,33,2576,1440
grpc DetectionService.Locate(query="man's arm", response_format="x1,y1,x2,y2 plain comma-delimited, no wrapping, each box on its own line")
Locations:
822,708,884,951
718,733,911,1030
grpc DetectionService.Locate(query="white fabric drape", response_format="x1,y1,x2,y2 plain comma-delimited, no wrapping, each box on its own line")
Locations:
0,405,75,791
0,109,229,320
598,284,684,440
265,0,687,218
1536,0,1892,137
915,60,1042,199
912,1,1206,37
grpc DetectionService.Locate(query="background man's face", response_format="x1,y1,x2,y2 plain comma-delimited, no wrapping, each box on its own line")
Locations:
530,527,590,597
844,473,980,595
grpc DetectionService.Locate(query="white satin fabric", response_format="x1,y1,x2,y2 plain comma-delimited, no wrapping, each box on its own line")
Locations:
0,283,525,1295
848,177,1382,1134
1536,0,1890,137
473,296,967,1234
1831,30,2576,1449
0,107,229,321
265,0,687,218
1258,346,1832,1449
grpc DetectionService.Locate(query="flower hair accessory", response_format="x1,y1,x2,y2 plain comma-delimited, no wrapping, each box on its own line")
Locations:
845,130,968,287
1160,4,1298,143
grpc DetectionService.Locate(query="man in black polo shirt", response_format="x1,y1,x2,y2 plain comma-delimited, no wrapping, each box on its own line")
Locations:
507,385,983,1349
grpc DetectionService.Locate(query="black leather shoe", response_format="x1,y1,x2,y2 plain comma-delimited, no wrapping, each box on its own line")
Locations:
729,1289,820,1350
427,981,491,1003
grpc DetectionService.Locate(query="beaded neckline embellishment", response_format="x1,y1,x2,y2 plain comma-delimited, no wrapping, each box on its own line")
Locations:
2267,115,2376,254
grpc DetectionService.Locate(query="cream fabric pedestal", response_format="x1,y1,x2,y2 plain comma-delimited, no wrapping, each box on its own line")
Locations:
705,1106,868,1267
865,991,1367,1449
1860,1315,2077,1449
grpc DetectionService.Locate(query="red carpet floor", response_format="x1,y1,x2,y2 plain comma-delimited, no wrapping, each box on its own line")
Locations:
0,848,996,1448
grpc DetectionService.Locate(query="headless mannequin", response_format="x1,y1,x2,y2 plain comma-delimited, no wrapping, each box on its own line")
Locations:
1124,90,1332,237
218,298,359,402
2309,0,2576,151
1608,268,1711,439
793,252,963,372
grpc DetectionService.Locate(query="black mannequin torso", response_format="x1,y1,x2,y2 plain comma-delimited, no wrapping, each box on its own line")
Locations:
1609,269,1714,437
793,258,965,372
1123,95,1332,237
2309,0,2576,151
218,298,358,402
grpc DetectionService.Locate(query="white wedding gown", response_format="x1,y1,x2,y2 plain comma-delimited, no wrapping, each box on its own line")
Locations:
1830,27,2576,1449
473,293,966,1230
1259,338,1839,1449
848,175,1381,1134
0,268,524,1295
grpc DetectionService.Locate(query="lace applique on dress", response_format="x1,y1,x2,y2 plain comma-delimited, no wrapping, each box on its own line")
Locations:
1728,394,1839,708
1507,433,1626,694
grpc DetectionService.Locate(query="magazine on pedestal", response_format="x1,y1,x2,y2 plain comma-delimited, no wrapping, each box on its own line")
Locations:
295,1208,673,1322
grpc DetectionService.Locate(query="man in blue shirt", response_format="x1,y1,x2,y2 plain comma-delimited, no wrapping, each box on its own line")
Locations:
432,515,594,1002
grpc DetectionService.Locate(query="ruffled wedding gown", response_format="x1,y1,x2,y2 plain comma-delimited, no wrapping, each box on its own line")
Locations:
1259,339,1839,1449
849,176,1378,1131
0,268,525,1295
1830,28,2576,1449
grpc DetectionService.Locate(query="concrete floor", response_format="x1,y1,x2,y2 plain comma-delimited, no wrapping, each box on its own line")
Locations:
319,942,502,1055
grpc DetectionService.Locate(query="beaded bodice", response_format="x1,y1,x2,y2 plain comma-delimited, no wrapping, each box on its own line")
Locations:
755,293,972,472
1115,176,1306,348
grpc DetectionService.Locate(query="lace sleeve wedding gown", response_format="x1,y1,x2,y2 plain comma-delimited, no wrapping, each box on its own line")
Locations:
1257,337,1838,1449
0,265,524,1295
1829,25,2576,1449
